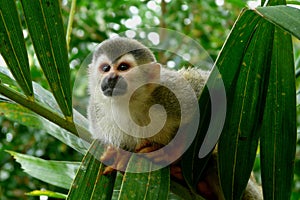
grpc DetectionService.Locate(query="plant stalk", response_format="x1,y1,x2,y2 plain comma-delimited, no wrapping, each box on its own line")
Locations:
0,82,91,142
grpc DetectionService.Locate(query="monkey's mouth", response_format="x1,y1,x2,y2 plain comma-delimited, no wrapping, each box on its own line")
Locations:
102,87,127,96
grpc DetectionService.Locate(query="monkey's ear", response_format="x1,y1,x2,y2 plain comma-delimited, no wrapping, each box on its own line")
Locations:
144,62,161,82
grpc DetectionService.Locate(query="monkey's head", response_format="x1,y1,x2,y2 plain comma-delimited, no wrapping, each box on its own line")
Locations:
89,37,161,99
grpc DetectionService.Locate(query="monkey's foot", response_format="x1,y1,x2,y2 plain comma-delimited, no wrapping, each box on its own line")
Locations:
100,145,130,174
170,164,184,180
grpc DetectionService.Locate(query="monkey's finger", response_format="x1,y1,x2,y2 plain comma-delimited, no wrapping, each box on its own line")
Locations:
134,139,152,152
102,166,115,175
100,145,117,162
135,141,163,153
115,151,130,172
115,158,129,172
137,145,160,153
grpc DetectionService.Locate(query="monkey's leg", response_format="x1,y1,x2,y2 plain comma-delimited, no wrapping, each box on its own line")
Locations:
101,145,131,174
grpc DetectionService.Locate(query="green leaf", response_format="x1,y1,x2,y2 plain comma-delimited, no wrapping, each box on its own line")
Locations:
0,66,19,87
20,0,72,118
111,172,123,199
114,173,180,200
213,9,262,91
0,102,89,154
260,27,296,200
67,140,116,200
118,155,170,200
170,181,205,200
255,5,300,40
68,140,170,200
0,102,43,128
218,20,274,200
182,9,262,189
26,190,67,199
7,150,80,189
0,0,33,97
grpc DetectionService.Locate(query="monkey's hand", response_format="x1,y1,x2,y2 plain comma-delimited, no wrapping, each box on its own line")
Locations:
135,140,163,153
135,139,168,163
135,140,186,186
134,139,184,164
101,139,184,174
101,145,131,174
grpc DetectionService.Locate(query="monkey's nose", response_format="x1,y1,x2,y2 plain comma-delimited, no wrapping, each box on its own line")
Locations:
107,74,119,88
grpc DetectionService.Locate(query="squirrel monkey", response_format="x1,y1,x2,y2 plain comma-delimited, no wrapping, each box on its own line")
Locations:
88,37,206,151
87,37,262,200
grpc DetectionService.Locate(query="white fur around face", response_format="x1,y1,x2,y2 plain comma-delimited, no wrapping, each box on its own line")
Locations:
87,53,158,149
87,90,140,149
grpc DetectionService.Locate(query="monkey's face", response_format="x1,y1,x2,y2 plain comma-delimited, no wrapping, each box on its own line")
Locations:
89,53,161,99
98,54,135,97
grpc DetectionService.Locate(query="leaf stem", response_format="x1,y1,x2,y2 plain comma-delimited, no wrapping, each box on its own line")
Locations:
66,0,76,52
286,1,300,5
0,83,91,142
296,68,300,79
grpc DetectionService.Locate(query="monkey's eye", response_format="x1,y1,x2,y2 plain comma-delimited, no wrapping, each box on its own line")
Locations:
99,64,111,73
117,63,130,71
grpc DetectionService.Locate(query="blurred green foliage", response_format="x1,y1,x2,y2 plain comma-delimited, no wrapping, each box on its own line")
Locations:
1,0,299,199
0,117,82,199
